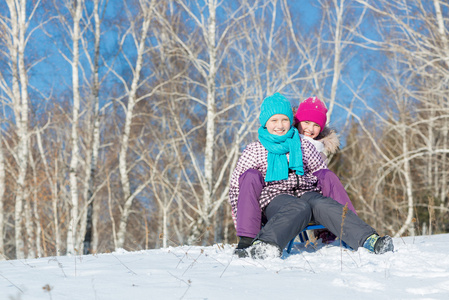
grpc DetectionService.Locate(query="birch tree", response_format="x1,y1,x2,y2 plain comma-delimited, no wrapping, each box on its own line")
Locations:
153,0,230,243
339,0,449,235
175,0,219,243
431,0,449,215
64,0,84,255
155,0,343,244
36,128,63,256
0,138,5,259
81,0,107,255
115,0,157,249
284,0,366,125
0,0,36,259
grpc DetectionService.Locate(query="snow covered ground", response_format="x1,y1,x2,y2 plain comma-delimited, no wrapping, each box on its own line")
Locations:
1,234,449,299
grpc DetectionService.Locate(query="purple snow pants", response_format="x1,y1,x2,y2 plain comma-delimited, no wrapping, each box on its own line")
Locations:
236,169,265,238
235,168,357,238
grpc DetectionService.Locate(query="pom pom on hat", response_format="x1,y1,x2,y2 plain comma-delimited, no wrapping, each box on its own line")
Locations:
259,93,293,127
295,97,328,132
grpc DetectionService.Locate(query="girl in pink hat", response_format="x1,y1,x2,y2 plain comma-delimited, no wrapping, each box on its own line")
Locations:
295,97,357,243
295,97,336,162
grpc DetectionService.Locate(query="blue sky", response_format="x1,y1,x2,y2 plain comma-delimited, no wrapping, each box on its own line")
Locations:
1,0,385,137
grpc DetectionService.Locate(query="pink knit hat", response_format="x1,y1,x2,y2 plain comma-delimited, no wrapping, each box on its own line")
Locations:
295,97,328,132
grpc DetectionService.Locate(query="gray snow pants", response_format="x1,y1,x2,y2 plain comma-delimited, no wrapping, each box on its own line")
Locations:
255,192,376,250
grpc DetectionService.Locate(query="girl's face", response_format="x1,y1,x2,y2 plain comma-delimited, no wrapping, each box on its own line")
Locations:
266,114,291,136
298,121,321,139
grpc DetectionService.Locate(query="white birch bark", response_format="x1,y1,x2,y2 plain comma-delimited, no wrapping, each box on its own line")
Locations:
265,0,277,94
82,0,103,255
32,197,42,258
327,0,344,121
152,175,179,248
167,0,219,244
107,176,118,249
344,0,449,234
434,0,449,68
26,151,37,258
147,142,179,248
394,123,415,237
0,139,5,260
67,0,83,255
4,0,30,259
116,1,154,249
433,0,449,207
23,199,35,257
36,130,61,256
441,118,448,206
198,0,217,243
283,0,365,126
90,0,102,255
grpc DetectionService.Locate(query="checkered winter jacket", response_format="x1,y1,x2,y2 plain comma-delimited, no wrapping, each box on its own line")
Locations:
228,137,327,226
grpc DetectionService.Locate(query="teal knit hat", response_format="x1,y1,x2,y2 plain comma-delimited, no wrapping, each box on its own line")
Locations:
259,93,293,127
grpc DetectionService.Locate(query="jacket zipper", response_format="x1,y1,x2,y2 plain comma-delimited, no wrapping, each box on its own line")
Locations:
295,173,300,197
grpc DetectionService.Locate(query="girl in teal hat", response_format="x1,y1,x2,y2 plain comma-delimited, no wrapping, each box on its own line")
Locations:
228,93,393,259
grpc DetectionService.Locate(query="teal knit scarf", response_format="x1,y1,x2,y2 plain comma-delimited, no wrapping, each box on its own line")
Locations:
258,126,304,182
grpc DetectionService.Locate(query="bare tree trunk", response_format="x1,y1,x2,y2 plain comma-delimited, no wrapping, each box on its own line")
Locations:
83,0,103,255
5,0,30,259
327,0,344,120
32,197,42,258
52,160,61,256
434,0,449,68
23,198,33,256
168,0,220,245
198,0,217,244
36,130,61,256
0,139,5,260
394,123,415,237
265,0,277,95
441,118,448,207
26,151,39,258
162,207,168,248
106,175,118,249
116,1,154,249
67,0,83,255
433,0,449,210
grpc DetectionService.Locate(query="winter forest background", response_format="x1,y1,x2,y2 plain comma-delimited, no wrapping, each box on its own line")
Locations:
0,0,448,260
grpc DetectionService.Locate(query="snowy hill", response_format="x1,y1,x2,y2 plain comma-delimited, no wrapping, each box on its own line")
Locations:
1,234,449,299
